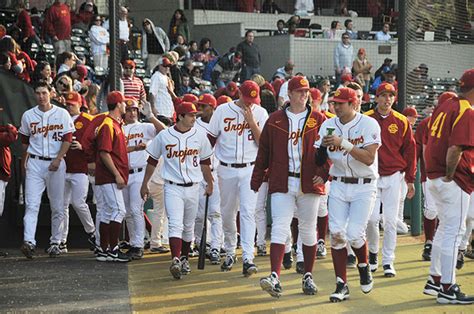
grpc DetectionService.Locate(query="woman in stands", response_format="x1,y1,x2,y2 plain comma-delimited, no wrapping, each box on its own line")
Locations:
56,51,77,74
325,20,342,39
0,36,35,82
168,9,189,45
89,15,109,70
31,61,53,85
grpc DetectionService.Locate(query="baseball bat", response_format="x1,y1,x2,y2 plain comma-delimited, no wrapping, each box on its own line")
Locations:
197,195,209,270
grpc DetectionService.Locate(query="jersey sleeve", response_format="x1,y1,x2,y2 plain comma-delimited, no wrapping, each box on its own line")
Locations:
19,113,30,136
62,110,75,135
144,123,158,140
449,103,473,148
146,132,163,161
199,130,213,161
207,106,221,137
362,118,382,147
314,120,328,148
96,123,113,153
257,107,269,128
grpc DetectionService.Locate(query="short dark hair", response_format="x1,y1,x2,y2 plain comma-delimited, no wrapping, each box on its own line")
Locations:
107,102,118,111
344,19,352,28
33,80,52,92
347,82,362,91
277,19,285,25
245,30,254,37
330,20,340,29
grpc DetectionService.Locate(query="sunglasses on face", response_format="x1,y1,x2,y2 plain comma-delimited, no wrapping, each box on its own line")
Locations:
59,81,69,88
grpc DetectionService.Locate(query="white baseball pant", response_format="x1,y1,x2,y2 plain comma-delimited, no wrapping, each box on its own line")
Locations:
428,178,470,284
255,182,269,247
89,175,103,247
195,172,223,250
97,183,126,224
422,182,438,220
61,173,95,243
398,177,407,224
23,158,66,246
329,180,377,249
165,183,199,242
123,170,146,248
271,177,320,246
0,180,8,216
367,171,403,265
218,164,258,262
459,192,474,251
148,180,169,248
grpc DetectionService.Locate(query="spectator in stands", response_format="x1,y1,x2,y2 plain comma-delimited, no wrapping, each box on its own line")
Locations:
0,36,35,83
367,0,384,18
0,53,11,72
338,73,353,88
30,8,42,40
31,61,53,85
333,32,353,86
271,78,284,98
103,6,130,62
374,57,392,80
149,57,175,119
294,0,314,16
262,0,284,14
211,50,242,88
325,20,342,39
214,81,239,100
54,75,73,96
56,64,88,92
352,48,372,94
374,23,392,41
168,9,189,45
72,1,95,29
122,59,146,103
237,0,258,12
272,60,295,81
89,15,109,70
319,79,331,111
277,71,304,108
188,40,199,59
171,34,188,53
178,74,192,96
189,66,203,90
84,82,99,114
274,20,288,36
16,1,36,55
79,0,98,15
44,0,72,56
236,30,261,82
142,18,170,75
344,19,357,40
57,51,77,74
287,15,301,27
199,38,219,59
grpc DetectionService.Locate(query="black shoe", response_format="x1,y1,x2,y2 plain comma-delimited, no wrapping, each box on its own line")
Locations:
330,278,350,302
47,243,61,258
126,247,144,260
108,247,131,262
260,272,282,298
296,261,304,274
302,273,318,295
437,284,474,304
347,254,356,269
87,233,97,251
422,243,432,261
144,241,150,250
209,248,220,265
96,247,108,262
283,252,293,270
170,257,182,279
243,260,258,277
383,264,396,277
456,250,465,270
59,242,68,254
369,252,378,272
21,241,35,259
119,241,131,250
221,254,236,272
0,251,8,257
257,244,267,256
180,256,191,275
423,276,440,296
357,264,373,294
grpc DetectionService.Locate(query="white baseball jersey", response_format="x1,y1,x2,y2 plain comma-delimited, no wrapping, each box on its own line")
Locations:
123,122,157,169
279,81,289,103
19,105,75,158
208,102,268,164
146,126,213,184
314,112,381,179
195,117,219,169
287,108,307,173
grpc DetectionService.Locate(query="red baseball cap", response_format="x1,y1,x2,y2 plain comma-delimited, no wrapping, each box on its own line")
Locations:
288,76,310,92
217,95,232,106
459,68,474,89
376,82,397,96
239,80,260,105
182,94,199,104
64,91,81,106
197,93,217,108
309,87,322,101
226,81,238,96
122,59,136,69
106,91,125,105
402,107,418,118
125,97,139,109
437,91,457,105
176,101,198,115
331,87,358,103
75,65,88,82
341,73,353,83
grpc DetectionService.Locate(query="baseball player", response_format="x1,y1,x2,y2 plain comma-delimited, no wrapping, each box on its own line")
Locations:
20,81,75,259
59,91,96,253
252,76,329,297
193,93,224,264
458,193,474,269
417,92,457,261
207,80,269,275
365,82,416,277
94,91,131,263
422,68,474,304
314,87,382,302
140,102,213,280
122,98,165,259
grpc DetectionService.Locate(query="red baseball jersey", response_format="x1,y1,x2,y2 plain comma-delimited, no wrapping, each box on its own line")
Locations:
365,108,417,182
95,116,129,186
415,116,430,182
425,96,473,194
0,125,18,181
65,112,94,174
81,112,108,163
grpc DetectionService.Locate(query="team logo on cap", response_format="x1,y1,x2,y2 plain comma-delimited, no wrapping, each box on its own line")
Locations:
250,90,257,98
300,78,309,86
385,84,393,91
192,104,197,111
67,94,74,100
334,90,341,97
199,95,204,100
388,123,398,134
75,121,83,129
126,100,133,106
306,117,317,128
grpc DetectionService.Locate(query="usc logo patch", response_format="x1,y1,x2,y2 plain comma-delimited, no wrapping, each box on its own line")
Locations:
388,123,398,134
75,121,83,129
250,90,257,98
306,117,317,128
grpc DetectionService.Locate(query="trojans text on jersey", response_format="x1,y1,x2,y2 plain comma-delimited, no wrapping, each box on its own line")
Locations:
223,117,252,136
30,122,64,137
165,144,199,163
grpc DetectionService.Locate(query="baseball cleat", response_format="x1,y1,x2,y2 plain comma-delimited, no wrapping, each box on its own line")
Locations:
422,243,432,261
108,247,131,262
257,244,267,256
260,272,282,298
47,243,61,258
209,248,220,265
149,246,170,254
170,257,182,279
243,260,258,277
59,242,68,254
465,249,474,259
383,264,396,277
95,248,108,262
189,246,199,258
296,261,304,274
369,252,378,272
21,241,35,259
126,247,144,260
423,276,440,296
330,277,350,302
119,241,131,250
316,240,327,259
357,263,373,294
456,250,465,270
282,252,293,270
302,273,318,295
221,254,236,272
346,254,356,269
87,233,97,251
437,284,474,304
180,257,191,275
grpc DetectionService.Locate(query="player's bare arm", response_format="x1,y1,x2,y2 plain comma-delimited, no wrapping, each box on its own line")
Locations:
49,139,72,172
140,157,158,200
242,106,262,144
100,151,125,189
200,163,213,196
444,145,463,182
